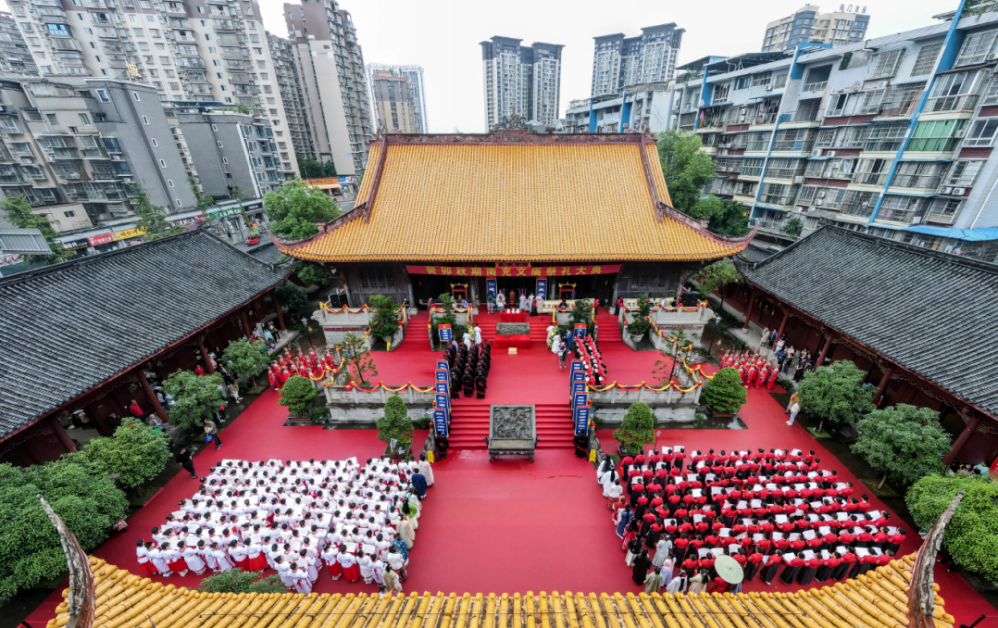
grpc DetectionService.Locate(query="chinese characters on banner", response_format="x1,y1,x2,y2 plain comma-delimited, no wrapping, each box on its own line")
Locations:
406,264,621,277
535,278,547,300
438,323,452,342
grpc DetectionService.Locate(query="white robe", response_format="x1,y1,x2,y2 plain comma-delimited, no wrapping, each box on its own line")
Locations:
182,547,207,574
665,575,687,594
148,549,170,574
213,549,235,572
474,327,482,345
417,460,434,486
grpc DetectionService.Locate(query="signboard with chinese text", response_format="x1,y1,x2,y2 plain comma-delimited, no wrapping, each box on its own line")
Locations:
574,323,587,338
433,408,448,436
574,405,591,435
438,324,452,342
111,227,148,242
435,369,449,382
535,278,547,300
406,264,621,277
86,232,114,246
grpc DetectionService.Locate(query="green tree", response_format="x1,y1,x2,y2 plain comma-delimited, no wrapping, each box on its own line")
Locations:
0,195,72,264
162,370,226,432
613,402,656,455
692,258,742,312
852,404,951,489
322,161,337,178
188,177,215,211
132,186,178,241
652,328,691,385
701,367,748,415
198,568,286,593
276,281,308,312
222,338,271,381
796,360,875,433
906,474,998,581
368,294,399,341
0,459,128,597
689,196,750,237
295,153,325,179
278,375,318,416
293,260,330,287
781,217,803,237
342,332,378,385
625,294,652,337
264,180,341,239
74,418,170,490
655,129,717,214
376,395,413,452
235,104,252,115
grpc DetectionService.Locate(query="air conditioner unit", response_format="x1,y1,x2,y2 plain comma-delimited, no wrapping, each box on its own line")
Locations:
811,148,823,157
912,216,921,224
814,199,824,206
793,176,805,184
953,187,967,195
955,129,966,138
988,52,998,61
45,156,55,162
764,82,773,91
939,186,953,194
827,150,837,157
66,173,80,179
817,191,827,198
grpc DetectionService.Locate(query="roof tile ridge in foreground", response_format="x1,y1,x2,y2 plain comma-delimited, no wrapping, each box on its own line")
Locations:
655,202,755,253
0,228,201,289
829,225,998,274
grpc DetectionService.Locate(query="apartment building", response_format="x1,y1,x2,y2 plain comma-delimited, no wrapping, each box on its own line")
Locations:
591,24,683,98
667,6,998,263
762,4,870,53
283,0,373,176
366,63,427,133
268,31,314,161
0,11,39,75
481,36,563,127
369,71,416,133
6,0,299,180
562,83,674,134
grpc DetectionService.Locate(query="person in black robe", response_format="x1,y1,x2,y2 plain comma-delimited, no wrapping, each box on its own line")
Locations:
475,371,487,399
631,549,652,585
450,370,461,399
814,558,833,583
462,372,474,397
797,556,819,585
760,550,783,585
780,552,802,584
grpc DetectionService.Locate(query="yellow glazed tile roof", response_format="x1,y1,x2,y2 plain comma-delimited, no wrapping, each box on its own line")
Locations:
49,554,952,628
282,141,747,263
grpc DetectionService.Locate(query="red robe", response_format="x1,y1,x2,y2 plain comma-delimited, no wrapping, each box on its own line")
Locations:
194,365,206,377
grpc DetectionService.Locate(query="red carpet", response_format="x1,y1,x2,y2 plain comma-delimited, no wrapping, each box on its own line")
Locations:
25,308,996,626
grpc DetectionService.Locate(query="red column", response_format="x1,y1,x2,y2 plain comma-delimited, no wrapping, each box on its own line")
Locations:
815,332,836,367
85,402,112,436
136,368,169,423
49,416,77,453
742,287,758,330
776,306,791,339
872,365,895,404
271,288,286,331
944,415,981,465
196,335,215,374
241,309,253,337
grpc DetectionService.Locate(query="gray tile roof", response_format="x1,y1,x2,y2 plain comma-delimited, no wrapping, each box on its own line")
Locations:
738,242,777,263
735,226,998,419
0,230,287,439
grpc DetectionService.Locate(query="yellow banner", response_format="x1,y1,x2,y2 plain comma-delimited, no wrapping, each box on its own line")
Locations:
112,227,149,242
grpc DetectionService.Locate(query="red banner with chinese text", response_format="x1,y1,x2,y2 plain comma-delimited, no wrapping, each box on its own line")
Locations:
405,264,621,278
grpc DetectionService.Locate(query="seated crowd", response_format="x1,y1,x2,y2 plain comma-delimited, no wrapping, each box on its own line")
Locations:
598,447,905,593
136,456,434,594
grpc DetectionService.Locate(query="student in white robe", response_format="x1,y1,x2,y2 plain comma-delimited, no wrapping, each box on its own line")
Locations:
358,553,374,584
148,544,170,576
417,454,434,487
182,543,207,575
383,566,402,594
213,543,235,572
665,571,689,594
290,563,312,594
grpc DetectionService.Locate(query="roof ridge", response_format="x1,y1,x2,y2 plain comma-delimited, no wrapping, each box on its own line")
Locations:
825,225,998,273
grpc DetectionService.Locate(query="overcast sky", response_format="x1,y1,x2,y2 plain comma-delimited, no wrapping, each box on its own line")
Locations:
255,0,954,132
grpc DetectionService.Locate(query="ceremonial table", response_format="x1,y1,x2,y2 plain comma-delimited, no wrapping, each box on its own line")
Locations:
495,335,532,350
499,310,528,323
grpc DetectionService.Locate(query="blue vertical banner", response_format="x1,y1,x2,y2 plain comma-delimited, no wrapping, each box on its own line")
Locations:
436,360,449,372
438,323,452,342
435,369,449,382
536,278,547,301
574,404,591,435
486,278,498,303
433,408,449,436
435,393,450,412
570,360,585,377
574,323,587,338
573,391,588,412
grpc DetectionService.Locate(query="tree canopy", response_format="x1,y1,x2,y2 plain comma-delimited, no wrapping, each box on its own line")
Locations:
614,402,655,455
0,195,72,264
264,180,341,240
376,395,413,451
655,130,716,215
276,281,308,312
693,258,742,297
0,459,128,597
74,418,171,490
851,404,951,488
701,367,747,414
368,294,400,340
689,195,751,237
199,568,286,594
279,375,318,416
222,338,271,381
295,154,337,179
796,360,875,433
294,260,330,287
906,474,998,581
162,370,226,432
132,186,178,241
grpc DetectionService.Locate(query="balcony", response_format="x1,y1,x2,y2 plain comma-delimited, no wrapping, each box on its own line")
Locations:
753,111,779,126
925,94,979,114
878,98,921,118
802,81,827,93
865,139,904,153
758,193,796,208
771,139,815,152
891,173,942,190
853,172,888,186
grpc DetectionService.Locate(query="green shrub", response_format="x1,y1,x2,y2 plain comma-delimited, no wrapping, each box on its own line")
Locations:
162,370,226,432
851,404,950,489
797,360,874,433
0,459,128,597
279,375,318,416
377,395,413,450
906,474,998,582
198,568,286,594
294,260,329,287
626,295,652,337
222,338,271,381
701,367,747,414
75,418,170,490
613,402,655,455
369,294,400,340
276,281,308,312
412,417,432,430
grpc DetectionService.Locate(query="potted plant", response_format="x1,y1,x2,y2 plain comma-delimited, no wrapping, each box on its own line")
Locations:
368,294,399,346
700,367,747,417
377,395,413,461
613,402,655,456
625,295,652,340
278,375,325,424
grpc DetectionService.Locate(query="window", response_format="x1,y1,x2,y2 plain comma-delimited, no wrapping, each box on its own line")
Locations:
45,113,57,125
155,43,165,50
911,43,942,76
149,69,158,77
64,210,75,217
150,28,160,37
132,91,140,101
142,115,150,125
868,49,903,79
150,138,158,146
964,118,998,147
79,113,91,125
159,158,166,167
944,160,983,186
926,198,963,224
222,157,228,164
908,119,965,151
211,124,217,131
260,72,268,80
175,199,182,207
956,30,998,67
217,141,223,148
96,89,110,102
165,70,175,78
168,179,174,187
751,73,770,87
257,60,266,68
734,76,751,90
772,72,788,89
803,65,831,90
